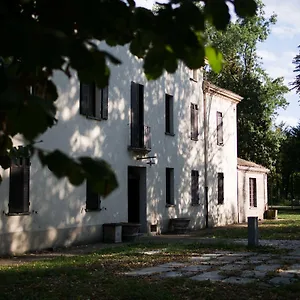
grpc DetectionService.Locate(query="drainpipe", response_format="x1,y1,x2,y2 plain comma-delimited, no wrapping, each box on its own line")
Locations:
203,80,209,228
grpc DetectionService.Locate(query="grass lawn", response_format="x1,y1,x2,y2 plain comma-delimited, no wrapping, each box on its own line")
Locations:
192,209,300,240
0,243,299,300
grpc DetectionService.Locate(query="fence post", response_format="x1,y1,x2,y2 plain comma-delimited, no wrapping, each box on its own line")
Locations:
248,217,259,247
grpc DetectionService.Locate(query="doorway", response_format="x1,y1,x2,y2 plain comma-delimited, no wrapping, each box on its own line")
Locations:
128,166,147,233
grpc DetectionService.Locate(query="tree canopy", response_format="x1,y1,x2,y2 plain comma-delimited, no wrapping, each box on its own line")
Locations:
206,0,288,170
0,0,257,196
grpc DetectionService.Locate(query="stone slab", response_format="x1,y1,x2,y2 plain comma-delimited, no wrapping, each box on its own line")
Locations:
181,265,211,272
160,271,183,278
222,277,256,284
159,262,186,268
190,271,225,282
220,264,245,271
240,270,267,278
255,264,281,272
269,277,297,285
125,266,169,276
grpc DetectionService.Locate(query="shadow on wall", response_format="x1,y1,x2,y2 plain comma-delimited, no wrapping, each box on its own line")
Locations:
0,45,239,254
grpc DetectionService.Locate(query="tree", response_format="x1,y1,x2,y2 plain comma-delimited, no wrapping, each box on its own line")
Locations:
206,0,288,170
0,0,257,196
291,46,300,95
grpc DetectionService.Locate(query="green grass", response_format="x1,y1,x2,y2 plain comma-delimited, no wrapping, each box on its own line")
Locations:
0,243,299,300
192,209,300,240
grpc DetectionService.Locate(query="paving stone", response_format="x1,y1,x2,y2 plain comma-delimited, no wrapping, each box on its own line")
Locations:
255,264,281,272
201,253,223,258
265,259,283,265
142,250,164,255
240,270,267,278
269,277,297,285
220,264,244,271
217,256,239,263
159,262,186,268
288,249,300,256
246,258,264,264
125,266,169,276
181,265,211,272
190,271,225,282
235,260,252,265
190,256,211,262
222,277,256,284
227,252,254,257
160,271,183,278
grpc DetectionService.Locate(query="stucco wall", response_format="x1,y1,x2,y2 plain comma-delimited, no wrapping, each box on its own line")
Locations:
0,44,240,254
238,169,268,222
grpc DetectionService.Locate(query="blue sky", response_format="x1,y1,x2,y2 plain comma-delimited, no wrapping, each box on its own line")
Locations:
135,0,300,126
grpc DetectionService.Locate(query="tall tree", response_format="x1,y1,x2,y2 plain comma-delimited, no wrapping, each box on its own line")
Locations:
206,1,288,170
0,0,258,195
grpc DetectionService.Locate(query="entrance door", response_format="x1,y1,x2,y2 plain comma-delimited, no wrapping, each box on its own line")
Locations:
127,167,147,232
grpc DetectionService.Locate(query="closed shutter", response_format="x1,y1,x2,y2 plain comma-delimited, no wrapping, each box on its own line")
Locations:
191,104,198,140
218,173,224,204
217,112,223,145
9,158,30,213
165,94,174,134
249,178,257,207
166,168,174,205
101,86,109,120
191,170,199,204
80,83,95,117
86,181,100,210
131,82,140,148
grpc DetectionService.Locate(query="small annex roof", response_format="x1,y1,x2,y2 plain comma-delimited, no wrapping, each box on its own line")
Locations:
237,157,270,173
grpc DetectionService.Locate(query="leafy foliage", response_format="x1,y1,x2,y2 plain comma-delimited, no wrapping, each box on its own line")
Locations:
0,0,257,194
206,0,288,171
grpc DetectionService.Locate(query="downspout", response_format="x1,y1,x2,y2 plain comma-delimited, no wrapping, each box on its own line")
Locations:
203,80,209,228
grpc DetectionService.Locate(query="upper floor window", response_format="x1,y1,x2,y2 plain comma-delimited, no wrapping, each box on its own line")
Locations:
191,103,199,141
190,69,198,82
217,111,223,145
80,83,108,120
165,94,174,135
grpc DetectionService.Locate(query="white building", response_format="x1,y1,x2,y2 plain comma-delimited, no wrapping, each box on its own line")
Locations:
0,45,250,255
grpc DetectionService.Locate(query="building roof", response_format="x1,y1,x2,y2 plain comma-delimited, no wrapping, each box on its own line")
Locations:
237,158,270,173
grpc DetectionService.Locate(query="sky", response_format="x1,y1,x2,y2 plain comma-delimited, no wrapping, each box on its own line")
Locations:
135,0,300,127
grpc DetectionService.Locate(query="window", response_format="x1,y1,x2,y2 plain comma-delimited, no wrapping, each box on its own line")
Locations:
218,172,224,205
166,168,174,205
165,94,174,135
191,170,199,205
217,111,223,145
249,178,257,207
86,181,101,211
9,158,30,214
191,103,199,141
80,83,108,120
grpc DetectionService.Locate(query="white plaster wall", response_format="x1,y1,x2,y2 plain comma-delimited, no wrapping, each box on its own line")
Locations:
0,44,239,254
205,91,239,227
238,170,268,222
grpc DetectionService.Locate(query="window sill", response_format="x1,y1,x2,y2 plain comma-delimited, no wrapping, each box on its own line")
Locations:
4,212,31,216
165,204,176,208
191,137,199,141
191,203,200,206
217,203,224,205
85,208,102,212
249,206,258,209
165,132,175,136
190,78,198,83
217,143,224,147
86,116,102,121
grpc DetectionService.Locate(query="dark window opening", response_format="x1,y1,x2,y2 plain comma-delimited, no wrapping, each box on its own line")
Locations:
218,172,224,205
165,94,174,135
191,170,199,205
9,158,30,214
80,83,108,120
166,168,174,205
86,181,101,211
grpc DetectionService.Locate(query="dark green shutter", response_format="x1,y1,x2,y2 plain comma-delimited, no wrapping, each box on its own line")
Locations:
80,83,95,117
218,173,224,204
101,86,109,120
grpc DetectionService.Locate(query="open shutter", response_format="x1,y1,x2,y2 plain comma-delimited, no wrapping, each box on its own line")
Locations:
191,104,195,139
131,82,140,148
191,170,199,204
194,104,199,139
101,86,109,120
218,173,224,204
217,112,223,145
86,181,100,210
9,158,30,213
80,83,95,117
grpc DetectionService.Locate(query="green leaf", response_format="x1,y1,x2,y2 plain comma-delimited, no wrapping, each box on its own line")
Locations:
205,46,223,73
235,0,257,18
205,0,230,30
79,157,118,197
